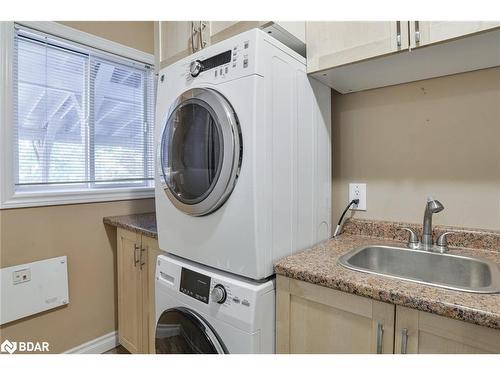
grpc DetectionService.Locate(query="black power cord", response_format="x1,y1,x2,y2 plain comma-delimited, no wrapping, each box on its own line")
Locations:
333,199,360,237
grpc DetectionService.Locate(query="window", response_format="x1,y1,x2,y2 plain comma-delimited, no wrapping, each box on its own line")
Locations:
10,25,154,203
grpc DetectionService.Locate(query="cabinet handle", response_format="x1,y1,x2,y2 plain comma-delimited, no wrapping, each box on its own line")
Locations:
140,247,146,270
400,328,408,354
199,21,207,49
396,21,402,47
191,21,198,52
134,244,140,267
415,21,421,45
376,323,384,354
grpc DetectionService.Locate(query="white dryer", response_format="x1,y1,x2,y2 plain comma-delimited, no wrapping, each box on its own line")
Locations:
155,254,275,354
155,28,331,280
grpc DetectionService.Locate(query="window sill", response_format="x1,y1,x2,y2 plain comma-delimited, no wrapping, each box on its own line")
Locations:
0,187,155,209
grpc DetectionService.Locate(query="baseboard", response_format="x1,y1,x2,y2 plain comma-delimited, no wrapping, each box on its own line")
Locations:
64,331,118,354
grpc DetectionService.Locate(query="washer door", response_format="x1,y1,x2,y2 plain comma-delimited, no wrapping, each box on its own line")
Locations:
155,307,227,354
159,88,242,216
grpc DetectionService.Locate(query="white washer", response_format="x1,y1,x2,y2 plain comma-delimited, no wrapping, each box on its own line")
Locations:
155,254,275,354
155,28,331,280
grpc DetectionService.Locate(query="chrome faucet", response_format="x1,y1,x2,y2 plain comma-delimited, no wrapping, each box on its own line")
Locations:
402,197,452,253
422,197,444,249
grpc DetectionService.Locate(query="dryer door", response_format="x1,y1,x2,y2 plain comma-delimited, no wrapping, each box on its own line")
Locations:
159,88,242,216
155,307,227,354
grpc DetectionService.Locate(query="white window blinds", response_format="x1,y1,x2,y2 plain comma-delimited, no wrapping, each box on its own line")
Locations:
14,26,154,192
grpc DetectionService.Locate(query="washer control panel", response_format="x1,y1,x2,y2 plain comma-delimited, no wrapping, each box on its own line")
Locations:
179,267,210,304
208,278,255,311
210,284,227,304
157,253,274,330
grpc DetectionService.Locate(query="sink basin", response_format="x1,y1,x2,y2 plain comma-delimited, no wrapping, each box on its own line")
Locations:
338,245,500,293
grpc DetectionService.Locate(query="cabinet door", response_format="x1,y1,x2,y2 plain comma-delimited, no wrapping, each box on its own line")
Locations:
117,228,143,354
306,21,409,73
209,21,266,44
141,235,162,354
395,306,500,354
410,21,500,48
158,21,211,68
277,276,395,354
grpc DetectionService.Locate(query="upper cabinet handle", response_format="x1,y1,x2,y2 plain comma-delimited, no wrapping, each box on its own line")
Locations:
415,21,421,44
376,323,384,354
191,21,198,52
200,21,207,49
396,21,402,47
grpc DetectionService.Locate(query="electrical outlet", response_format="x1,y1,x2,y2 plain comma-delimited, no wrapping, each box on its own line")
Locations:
349,183,367,211
13,268,31,285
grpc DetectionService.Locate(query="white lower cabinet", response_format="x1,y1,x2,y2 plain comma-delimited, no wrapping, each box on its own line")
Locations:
277,275,500,354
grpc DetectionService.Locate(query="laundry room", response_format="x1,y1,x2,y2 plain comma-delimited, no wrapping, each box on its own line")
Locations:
1,1,499,374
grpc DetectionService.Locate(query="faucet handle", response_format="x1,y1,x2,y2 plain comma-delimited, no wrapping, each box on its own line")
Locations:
436,231,456,252
401,227,420,249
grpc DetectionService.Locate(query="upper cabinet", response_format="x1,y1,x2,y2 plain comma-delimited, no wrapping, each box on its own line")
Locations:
156,21,306,69
209,21,264,43
156,21,210,68
307,21,409,72
308,21,500,93
410,21,500,48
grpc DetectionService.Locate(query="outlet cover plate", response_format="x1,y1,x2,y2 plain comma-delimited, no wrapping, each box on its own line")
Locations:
349,183,366,211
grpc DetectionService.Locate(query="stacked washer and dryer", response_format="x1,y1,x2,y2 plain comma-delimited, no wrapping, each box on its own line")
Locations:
154,29,331,354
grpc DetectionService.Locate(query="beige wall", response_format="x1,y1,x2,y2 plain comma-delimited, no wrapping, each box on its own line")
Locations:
58,21,154,54
332,67,500,231
0,199,155,353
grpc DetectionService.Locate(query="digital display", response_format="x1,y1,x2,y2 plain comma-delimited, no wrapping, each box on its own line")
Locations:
180,267,210,304
201,50,232,71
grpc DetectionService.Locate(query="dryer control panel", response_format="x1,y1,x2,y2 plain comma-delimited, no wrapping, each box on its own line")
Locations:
180,31,256,84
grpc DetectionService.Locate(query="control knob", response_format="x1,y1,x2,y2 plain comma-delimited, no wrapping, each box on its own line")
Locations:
211,284,227,304
189,60,203,77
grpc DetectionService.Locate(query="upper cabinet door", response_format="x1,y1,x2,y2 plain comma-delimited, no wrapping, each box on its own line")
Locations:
158,21,210,68
210,21,240,38
410,21,500,48
306,21,409,73
158,21,194,68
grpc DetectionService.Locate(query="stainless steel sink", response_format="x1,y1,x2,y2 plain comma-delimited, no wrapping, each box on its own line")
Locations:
338,245,500,293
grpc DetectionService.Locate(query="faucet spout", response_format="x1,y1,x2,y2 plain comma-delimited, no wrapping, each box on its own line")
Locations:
422,197,444,249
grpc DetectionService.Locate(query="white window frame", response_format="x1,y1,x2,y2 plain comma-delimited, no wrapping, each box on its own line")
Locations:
0,21,155,208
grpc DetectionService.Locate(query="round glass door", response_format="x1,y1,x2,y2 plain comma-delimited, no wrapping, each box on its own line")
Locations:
160,88,242,216
155,308,227,354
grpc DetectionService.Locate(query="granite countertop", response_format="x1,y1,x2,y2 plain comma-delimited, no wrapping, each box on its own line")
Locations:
103,212,157,239
104,213,500,328
275,231,500,329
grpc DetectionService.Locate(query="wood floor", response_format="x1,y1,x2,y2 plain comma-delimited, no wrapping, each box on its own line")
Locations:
103,345,130,354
